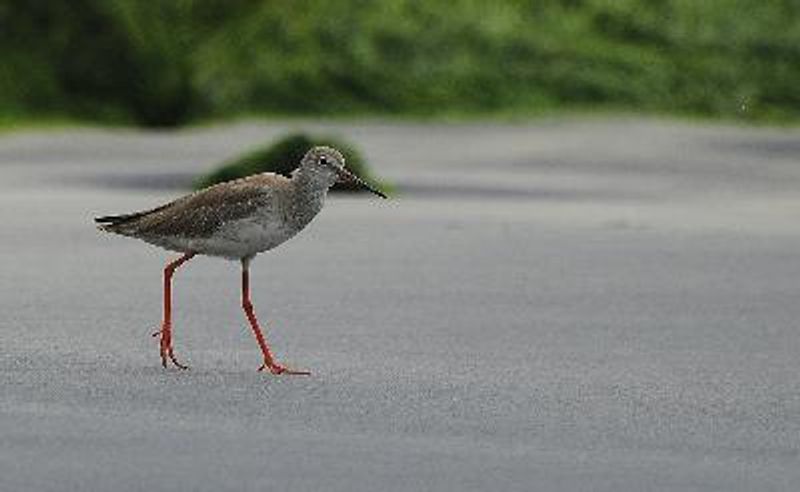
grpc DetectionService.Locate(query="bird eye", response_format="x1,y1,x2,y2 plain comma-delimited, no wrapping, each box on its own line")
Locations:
319,156,328,165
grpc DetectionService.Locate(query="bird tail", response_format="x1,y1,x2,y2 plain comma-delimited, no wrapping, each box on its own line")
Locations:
95,212,138,225
94,202,171,233
95,211,139,225
94,209,155,233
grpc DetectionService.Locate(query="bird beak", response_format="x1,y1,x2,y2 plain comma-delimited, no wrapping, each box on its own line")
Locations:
337,167,388,198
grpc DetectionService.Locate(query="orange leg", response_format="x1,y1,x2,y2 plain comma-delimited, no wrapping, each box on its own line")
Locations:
152,252,195,369
241,259,309,375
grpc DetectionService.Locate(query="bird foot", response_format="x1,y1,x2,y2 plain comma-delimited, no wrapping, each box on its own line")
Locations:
258,362,310,375
152,328,189,370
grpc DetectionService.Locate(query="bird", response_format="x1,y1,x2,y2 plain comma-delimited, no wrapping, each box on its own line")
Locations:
95,146,386,375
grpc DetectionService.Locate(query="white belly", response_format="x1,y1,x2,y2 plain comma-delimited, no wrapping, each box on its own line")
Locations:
180,216,298,259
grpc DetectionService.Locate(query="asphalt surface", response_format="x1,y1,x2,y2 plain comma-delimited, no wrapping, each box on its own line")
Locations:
1,118,800,491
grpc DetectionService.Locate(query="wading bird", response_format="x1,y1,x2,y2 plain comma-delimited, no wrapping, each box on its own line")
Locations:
95,146,386,375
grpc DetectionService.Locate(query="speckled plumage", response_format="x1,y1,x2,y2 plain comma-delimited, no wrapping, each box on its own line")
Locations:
96,146,369,260
95,146,385,373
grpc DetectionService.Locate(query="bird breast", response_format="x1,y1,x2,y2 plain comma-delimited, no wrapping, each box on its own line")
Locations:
212,212,299,257
188,186,325,259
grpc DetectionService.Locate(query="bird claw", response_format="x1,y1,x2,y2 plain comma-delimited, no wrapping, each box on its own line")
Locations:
258,362,310,375
154,327,189,370
163,352,189,370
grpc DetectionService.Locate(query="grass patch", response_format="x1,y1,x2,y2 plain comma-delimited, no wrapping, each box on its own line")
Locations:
1,1,799,126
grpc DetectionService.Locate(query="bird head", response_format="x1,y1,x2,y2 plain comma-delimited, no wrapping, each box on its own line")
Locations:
301,146,387,198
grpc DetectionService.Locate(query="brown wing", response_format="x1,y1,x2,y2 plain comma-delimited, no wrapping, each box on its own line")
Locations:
96,173,289,239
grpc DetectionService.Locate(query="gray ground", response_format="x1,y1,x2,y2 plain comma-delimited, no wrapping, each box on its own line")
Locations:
1,118,800,491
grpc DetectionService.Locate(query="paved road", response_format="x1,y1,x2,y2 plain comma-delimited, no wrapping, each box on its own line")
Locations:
1,118,800,491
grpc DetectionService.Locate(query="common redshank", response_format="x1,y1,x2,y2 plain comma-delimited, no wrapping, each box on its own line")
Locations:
95,146,386,374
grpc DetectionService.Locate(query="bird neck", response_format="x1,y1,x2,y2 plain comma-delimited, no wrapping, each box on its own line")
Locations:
289,168,331,227
293,165,336,192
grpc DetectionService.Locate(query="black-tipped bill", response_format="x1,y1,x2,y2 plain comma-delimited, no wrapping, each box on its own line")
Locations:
338,167,388,198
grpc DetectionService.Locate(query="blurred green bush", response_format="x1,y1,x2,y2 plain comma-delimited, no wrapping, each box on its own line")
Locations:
195,133,389,195
1,0,798,126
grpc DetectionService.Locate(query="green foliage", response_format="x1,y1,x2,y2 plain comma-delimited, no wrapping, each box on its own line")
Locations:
1,0,799,125
195,133,389,195
0,0,200,125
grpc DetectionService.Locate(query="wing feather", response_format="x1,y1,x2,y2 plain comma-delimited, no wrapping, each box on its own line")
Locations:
96,173,288,239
